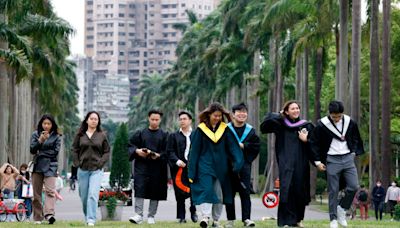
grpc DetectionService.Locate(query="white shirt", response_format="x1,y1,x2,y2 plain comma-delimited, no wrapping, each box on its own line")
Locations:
327,118,350,155
385,186,400,202
180,127,192,161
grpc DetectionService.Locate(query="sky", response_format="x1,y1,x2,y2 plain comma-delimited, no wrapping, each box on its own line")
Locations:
52,0,85,56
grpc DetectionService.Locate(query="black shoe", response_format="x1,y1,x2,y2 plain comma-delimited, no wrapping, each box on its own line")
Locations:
191,213,198,223
179,219,187,223
48,216,56,224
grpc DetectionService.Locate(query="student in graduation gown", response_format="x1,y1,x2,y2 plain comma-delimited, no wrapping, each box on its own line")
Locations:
166,111,197,223
260,100,314,228
309,100,364,228
225,102,260,227
188,102,244,228
128,109,169,225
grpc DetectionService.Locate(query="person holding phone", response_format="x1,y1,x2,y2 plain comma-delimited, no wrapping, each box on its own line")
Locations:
260,101,314,228
30,114,61,224
128,110,168,225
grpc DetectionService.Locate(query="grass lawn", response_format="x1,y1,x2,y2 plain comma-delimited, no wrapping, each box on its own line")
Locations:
1,220,399,227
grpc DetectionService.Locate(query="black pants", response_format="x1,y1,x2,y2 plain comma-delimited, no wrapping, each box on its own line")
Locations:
373,201,384,220
176,196,196,219
226,164,252,222
388,200,397,218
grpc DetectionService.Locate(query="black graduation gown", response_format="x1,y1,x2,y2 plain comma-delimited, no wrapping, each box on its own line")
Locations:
260,113,314,226
128,128,168,200
166,131,191,200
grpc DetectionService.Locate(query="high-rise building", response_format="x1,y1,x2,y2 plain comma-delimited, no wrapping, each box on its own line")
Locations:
84,0,221,96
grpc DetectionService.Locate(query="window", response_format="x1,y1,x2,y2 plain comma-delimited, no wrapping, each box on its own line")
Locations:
163,24,168,28
86,26,94,31
119,4,126,8
163,33,168,38
129,33,135,36
171,4,177,8
129,14,135,18
86,35,94,40
87,1,93,5
181,3,186,7
158,61,162,65
118,41,126,46
119,32,126,36
87,10,93,14
144,61,147,66
86,44,93,48
162,14,168,18
158,52,162,56
162,4,168,9
171,14,177,18
119,13,125,18
164,50,170,55
171,32,176,37
129,23,135,27
119,51,124,56
119,23,125,27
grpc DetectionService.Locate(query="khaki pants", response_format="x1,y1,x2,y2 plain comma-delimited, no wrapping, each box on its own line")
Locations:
32,173,56,221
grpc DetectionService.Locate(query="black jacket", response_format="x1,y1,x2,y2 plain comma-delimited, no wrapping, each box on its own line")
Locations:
309,116,364,164
30,131,61,177
372,186,386,202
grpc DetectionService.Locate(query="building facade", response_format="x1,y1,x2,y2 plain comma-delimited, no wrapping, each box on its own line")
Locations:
84,0,220,96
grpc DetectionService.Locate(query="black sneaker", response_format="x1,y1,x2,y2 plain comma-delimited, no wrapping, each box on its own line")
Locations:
48,216,56,224
191,213,198,223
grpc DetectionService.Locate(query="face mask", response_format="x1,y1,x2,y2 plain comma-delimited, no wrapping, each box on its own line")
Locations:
392,183,396,186
21,171,26,174
377,184,381,187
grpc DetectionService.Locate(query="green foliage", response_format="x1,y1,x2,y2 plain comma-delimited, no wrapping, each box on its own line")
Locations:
316,178,327,195
110,123,131,189
394,204,400,221
105,196,117,219
102,120,119,146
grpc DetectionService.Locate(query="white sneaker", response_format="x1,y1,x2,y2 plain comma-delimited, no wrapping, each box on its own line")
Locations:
330,220,338,228
337,206,348,227
212,220,223,228
244,219,255,227
34,221,42,225
147,217,155,224
129,214,143,224
87,223,95,226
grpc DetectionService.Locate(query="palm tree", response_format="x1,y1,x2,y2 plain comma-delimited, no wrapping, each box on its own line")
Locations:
369,0,380,186
381,0,392,187
338,0,349,110
351,0,361,124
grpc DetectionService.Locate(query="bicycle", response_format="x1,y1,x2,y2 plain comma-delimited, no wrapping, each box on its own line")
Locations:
0,198,27,222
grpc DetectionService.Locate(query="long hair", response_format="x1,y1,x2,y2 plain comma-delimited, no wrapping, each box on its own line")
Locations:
281,100,301,118
198,102,231,128
37,114,59,134
77,111,102,136
19,163,30,180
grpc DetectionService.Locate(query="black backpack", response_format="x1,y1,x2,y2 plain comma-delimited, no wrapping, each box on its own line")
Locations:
358,190,368,202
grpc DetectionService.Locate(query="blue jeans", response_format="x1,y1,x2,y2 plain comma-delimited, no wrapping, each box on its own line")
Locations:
78,168,103,224
24,198,32,217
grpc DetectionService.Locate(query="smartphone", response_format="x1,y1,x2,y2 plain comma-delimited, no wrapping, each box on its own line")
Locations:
301,128,308,134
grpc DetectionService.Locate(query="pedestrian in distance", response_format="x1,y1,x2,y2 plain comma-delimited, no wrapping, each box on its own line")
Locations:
260,100,314,228
16,163,33,220
30,114,61,224
384,180,400,221
371,180,385,220
309,100,364,228
166,111,198,224
225,102,260,227
188,102,244,228
128,109,169,225
72,111,110,226
356,184,369,220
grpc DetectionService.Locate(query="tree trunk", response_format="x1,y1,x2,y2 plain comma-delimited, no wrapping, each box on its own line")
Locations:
247,50,261,193
381,0,391,188
295,57,302,102
314,47,323,123
369,0,380,189
339,0,350,111
335,25,340,100
0,13,9,164
301,49,309,119
351,0,361,124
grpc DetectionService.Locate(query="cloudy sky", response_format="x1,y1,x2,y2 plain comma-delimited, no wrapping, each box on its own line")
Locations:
52,0,84,55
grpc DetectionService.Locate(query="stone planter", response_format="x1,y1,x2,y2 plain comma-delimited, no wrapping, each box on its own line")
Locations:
99,200,125,221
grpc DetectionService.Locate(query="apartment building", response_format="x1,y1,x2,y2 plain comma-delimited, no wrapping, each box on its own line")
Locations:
84,0,220,96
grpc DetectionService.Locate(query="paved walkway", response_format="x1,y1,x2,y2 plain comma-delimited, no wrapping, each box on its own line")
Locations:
55,186,328,222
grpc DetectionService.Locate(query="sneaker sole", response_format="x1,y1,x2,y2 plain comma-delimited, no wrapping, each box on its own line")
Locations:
200,220,208,228
48,217,56,224
129,218,142,224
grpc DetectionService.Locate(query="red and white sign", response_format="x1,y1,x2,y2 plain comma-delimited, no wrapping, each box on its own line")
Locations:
262,192,279,208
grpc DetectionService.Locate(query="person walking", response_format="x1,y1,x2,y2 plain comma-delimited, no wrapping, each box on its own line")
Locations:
371,180,385,220
225,103,260,227
128,110,169,225
309,100,364,228
72,111,110,226
166,111,197,224
30,114,61,224
260,100,314,228
16,163,33,220
188,102,244,228
356,184,369,220
385,180,400,221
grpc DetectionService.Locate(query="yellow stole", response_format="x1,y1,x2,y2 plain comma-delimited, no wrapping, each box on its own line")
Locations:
198,122,227,143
